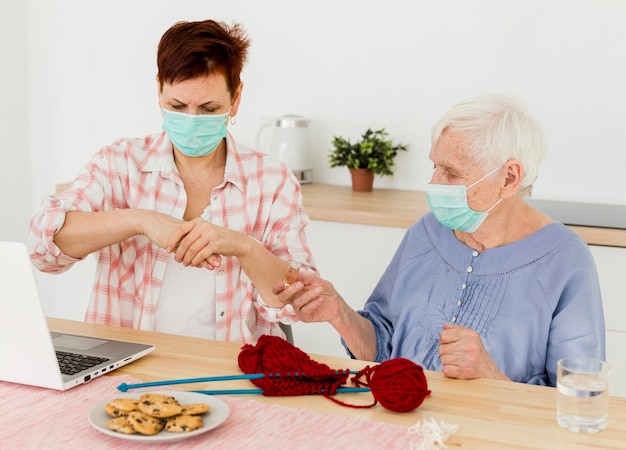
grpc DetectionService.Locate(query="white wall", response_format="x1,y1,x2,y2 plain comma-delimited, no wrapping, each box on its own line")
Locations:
1,0,30,242
26,0,626,209
5,1,626,344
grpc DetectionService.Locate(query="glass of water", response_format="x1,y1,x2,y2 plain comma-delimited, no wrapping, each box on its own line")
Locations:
557,356,611,433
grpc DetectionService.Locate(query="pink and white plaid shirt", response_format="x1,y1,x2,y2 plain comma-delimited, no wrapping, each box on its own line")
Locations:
27,131,315,344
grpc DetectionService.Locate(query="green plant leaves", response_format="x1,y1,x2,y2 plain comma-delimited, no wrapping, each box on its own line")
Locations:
329,128,408,177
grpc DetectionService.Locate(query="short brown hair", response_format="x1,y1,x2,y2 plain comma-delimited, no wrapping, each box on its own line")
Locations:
156,20,250,97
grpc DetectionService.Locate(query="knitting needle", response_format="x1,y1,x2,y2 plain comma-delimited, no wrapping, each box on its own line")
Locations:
117,370,359,392
189,387,371,395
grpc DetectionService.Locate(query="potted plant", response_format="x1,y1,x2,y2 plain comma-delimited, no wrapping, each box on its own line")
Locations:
329,128,408,192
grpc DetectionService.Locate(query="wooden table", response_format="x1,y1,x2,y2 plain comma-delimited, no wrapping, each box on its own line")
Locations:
48,318,626,449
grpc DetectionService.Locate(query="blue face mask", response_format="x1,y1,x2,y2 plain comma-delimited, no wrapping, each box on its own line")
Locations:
426,164,504,233
161,108,229,157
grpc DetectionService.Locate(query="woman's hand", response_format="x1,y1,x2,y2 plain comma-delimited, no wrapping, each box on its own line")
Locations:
438,323,510,381
273,272,342,323
165,217,244,269
138,213,221,269
140,210,186,249
274,273,379,361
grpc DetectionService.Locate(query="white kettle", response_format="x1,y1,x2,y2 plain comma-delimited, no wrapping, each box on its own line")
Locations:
257,115,313,184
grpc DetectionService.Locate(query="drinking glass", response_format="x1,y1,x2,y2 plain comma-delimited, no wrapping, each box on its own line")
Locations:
556,356,611,433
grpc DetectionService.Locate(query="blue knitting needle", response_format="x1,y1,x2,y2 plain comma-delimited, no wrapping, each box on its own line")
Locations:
117,370,359,392
189,387,371,395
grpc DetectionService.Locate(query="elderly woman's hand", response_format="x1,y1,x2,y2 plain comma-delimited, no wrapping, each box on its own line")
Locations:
275,273,379,362
273,273,343,324
438,323,511,382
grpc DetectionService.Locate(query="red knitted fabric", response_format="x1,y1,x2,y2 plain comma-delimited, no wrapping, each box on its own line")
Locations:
238,335,350,396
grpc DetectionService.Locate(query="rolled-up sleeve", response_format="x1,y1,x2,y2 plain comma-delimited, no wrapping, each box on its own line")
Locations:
27,194,85,273
27,145,114,273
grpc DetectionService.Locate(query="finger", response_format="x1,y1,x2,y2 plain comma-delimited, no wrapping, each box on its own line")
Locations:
199,254,222,270
166,222,195,253
290,285,323,310
439,351,459,366
442,363,463,379
297,295,328,323
438,341,460,363
188,245,214,267
177,232,210,265
185,230,219,266
276,281,306,303
200,260,217,270
440,322,468,344
298,294,323,313
439,328,458,345
272,280,286,296
273,278,302,296
208,254,222,267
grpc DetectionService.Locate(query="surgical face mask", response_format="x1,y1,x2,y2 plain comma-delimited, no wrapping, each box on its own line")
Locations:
161,108,229,157
426,163,505,233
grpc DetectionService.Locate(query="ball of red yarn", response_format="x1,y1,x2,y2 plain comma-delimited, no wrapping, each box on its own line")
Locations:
352,357,431,413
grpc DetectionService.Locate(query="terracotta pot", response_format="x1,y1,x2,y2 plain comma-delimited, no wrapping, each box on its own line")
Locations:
349,168,374,192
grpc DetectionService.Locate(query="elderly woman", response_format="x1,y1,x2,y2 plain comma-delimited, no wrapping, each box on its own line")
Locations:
278,93,605,386
28,20,315,343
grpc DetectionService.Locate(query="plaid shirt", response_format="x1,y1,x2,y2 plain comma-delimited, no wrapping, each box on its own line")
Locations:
27,131,315,344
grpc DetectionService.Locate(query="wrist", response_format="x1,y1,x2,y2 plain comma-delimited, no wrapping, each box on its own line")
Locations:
328,298,355,335
236,234,258,259
135,209,153,236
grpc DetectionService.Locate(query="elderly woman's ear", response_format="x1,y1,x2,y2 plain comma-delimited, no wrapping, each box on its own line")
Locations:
501,160,523,198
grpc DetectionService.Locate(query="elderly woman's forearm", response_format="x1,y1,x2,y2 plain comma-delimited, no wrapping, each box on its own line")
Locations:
331,306,378,361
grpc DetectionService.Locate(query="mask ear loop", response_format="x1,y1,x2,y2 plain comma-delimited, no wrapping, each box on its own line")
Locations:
465,162,506,215
466,162,506,190
484,197,503,213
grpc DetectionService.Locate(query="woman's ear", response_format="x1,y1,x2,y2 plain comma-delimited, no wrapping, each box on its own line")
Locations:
156,75,163,109
501,160,523,198
229,82,244,117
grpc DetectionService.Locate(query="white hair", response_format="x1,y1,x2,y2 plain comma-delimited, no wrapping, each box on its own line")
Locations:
431,93,547,196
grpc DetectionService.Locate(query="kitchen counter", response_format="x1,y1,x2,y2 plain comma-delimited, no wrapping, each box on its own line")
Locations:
300,183,626,248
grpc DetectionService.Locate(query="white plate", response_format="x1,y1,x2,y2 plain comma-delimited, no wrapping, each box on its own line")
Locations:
88,390,230,443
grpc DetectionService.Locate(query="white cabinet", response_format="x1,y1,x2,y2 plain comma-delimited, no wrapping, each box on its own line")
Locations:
589,245,626,397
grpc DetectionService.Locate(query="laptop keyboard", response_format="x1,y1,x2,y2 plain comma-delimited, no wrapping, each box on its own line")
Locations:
55,351,110,375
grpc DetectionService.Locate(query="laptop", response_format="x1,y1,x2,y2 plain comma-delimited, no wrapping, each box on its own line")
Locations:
0,241,155,390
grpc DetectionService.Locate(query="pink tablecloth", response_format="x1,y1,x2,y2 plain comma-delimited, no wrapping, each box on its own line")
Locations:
0,375,423,449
